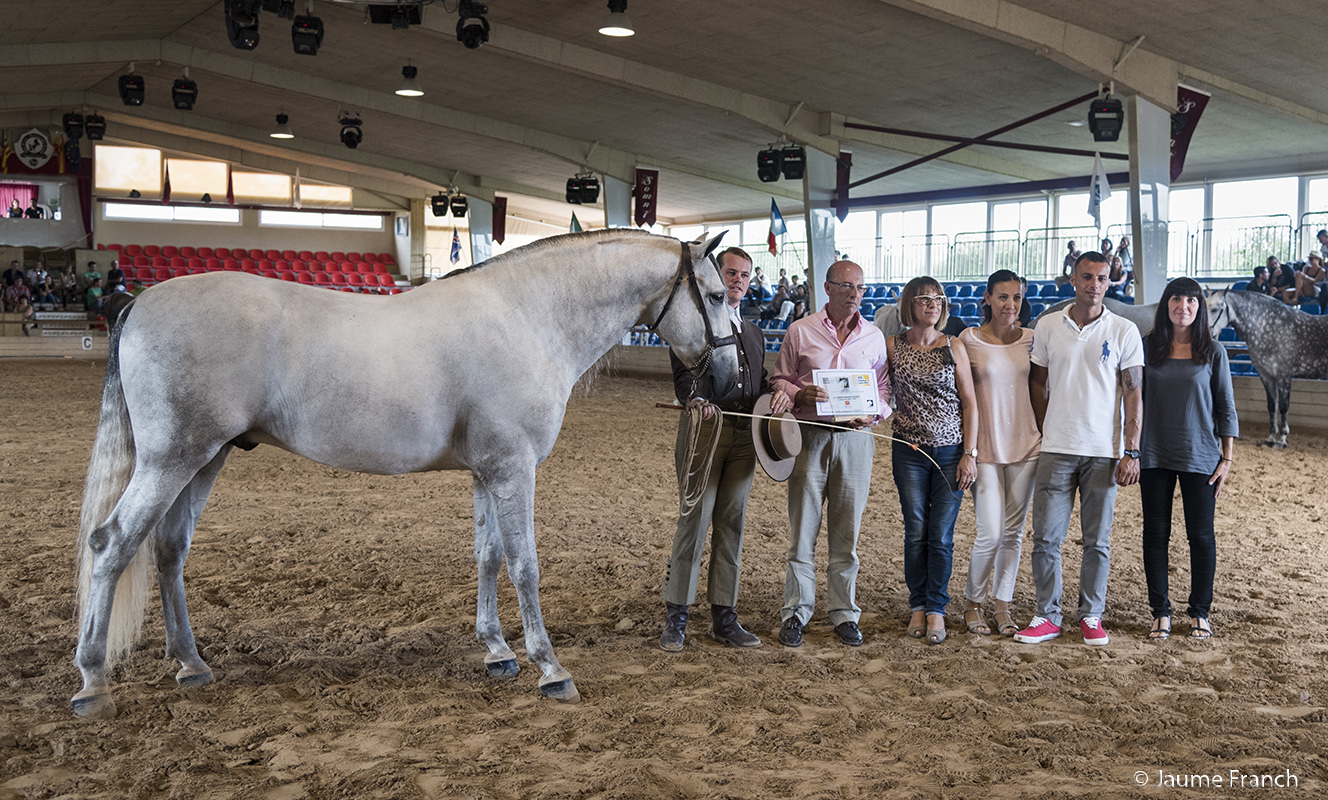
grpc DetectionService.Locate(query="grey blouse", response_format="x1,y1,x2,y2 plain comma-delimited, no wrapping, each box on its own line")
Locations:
1140,346,1239,473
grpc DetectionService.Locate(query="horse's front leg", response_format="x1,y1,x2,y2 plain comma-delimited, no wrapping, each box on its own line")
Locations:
472,477,518,679
1276,381,1291,448
489,466,579,703
1261,378,1280,447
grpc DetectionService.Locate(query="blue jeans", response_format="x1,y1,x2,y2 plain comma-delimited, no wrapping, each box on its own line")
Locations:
893,442,964,615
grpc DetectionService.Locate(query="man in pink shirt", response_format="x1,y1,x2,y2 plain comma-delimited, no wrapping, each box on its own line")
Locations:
771,261,891,648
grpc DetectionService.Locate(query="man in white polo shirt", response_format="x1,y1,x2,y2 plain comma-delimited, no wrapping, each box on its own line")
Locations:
1015,251,1143,646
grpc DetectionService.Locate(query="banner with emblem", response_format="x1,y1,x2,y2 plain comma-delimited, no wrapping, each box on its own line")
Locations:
16,128,54,171
633,168,658,227
1170,84,1210,182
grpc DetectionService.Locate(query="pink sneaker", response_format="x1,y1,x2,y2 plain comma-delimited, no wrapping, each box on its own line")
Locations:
1080,617,1109,646
1013,616,1061,643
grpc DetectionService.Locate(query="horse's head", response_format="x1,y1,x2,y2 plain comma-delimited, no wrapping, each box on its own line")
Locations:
649,232,739,399
1206,290,1231,338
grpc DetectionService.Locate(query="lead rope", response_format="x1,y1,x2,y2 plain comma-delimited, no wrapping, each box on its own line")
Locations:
677,404,724,513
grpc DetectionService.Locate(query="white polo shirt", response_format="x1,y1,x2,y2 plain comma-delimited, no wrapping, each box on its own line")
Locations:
1031,305,1143,459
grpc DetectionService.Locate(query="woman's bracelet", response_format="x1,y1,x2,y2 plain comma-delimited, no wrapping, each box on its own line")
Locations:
1219,457,1232,463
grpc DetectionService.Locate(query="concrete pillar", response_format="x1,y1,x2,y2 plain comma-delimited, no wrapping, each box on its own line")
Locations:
1128,95,1171,304
802,147,838,310
468,196,494,265
406,200,426,283
603,175,631,228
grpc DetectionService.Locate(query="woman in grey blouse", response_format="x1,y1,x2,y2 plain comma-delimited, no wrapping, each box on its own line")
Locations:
1139,278,1238,640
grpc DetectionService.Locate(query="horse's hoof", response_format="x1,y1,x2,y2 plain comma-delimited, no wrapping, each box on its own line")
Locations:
485,659,520,679
176,667,214,689
1274,442,1288,450
539,678,581,704
71,690,117,719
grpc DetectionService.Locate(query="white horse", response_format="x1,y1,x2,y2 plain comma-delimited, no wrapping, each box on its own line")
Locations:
72,230,739,717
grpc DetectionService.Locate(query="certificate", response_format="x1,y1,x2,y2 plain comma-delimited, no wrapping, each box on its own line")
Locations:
813,369,881,421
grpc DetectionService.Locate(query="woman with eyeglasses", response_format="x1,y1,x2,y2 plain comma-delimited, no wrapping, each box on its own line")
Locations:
1139,277,1237,640
957,270,1040,637
888,277,979,645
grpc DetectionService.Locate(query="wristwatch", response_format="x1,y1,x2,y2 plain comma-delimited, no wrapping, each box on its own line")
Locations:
965,448,978,459
1123,449,1140,459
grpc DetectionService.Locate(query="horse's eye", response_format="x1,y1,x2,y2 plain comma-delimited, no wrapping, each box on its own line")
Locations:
710,293,724,306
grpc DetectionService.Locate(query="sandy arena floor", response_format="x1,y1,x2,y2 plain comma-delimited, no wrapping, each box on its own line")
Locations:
1,359,1325,799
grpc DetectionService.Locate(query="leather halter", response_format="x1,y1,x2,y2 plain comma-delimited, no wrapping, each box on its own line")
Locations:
646,242,739,377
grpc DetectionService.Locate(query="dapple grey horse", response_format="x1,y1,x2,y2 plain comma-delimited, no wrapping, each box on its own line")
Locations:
1207,289,1328,448
72,230,739,717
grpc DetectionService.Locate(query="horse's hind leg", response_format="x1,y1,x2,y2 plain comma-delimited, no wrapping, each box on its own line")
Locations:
488,466,579,703
1261,379,1280,447
157,445,232,690
1276,381,1291,448
473,477,518,679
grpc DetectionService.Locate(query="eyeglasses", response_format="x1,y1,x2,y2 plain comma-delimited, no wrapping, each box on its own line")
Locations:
913,294,946,307
829,281,868,294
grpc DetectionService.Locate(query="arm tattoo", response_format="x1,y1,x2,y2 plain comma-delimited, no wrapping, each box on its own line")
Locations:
1120,365,1142,392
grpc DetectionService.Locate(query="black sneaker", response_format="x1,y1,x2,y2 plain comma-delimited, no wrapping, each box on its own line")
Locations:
778,617,803,648
835,621,863,647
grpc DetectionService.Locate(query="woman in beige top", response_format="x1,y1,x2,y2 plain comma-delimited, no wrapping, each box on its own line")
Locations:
957,270,1041,636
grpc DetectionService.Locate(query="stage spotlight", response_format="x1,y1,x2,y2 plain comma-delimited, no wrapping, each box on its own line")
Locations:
396,64,424,97
1088,96,1124,142
779,144,806,181
566,178,583,204
450,194,469,217
84,114,107,140
756,148,780,183
339,114,363,149
598,0,634,37
118,73,145,106
291,14,323,55
172,77,198,111
225,0,261,49
431,191,449,217
63,112,84,140
456,0,490,49
270,113,294,139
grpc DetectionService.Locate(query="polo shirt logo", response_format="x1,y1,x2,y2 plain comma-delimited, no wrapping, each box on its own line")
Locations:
1100,340,1111,364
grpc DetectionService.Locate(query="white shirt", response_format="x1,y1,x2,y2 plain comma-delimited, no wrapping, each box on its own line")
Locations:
1031,305,1143,458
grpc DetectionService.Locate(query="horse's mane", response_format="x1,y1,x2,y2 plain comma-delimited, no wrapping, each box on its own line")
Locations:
436,229,666,281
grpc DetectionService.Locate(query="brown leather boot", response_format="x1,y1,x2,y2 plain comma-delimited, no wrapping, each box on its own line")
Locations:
660,602,688,652
711,605,761,648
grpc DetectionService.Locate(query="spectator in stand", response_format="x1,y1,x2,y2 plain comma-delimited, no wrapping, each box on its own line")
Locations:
3,259,23,288
789,274,808,319
746,266,767,307
1139,277,1237,641
1018,276,1033,327
1100,237,1114,257
959,269,1040,637
776,269,790,294
1292,252,1325,302
7,199,22,218
29,262,58,308
1057,240,1081,287
105,261,126,293
60,265,78,308
1106,255,1131,300
24,198,45,219
85,277,104,314
1245,265,1272,295
129,279,147,296
4,274,32,312
1268,256,1295,302
1317,229,1328,262
764,281,792,322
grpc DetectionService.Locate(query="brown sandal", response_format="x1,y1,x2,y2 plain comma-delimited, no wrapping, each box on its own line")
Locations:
993,607,1018,637
964,606,991,636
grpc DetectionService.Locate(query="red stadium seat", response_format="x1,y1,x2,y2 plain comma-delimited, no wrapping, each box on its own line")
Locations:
388,288,402,295
223,259,241,271
290,260,307,271
169,256,187,268
257,259,274,271
297,272,315,284
320,261,337,272
132,255,151,267
143,244,161,257
260,270,279,279
214,247,231,259
154,268,172,282
340,287,354,293
347,273,366,288
248,248,265,260
179,246,196,258
152,256,170,267
124,244,143,257
241,259,258,273
279,271,297,282
196,246,213,258
336,261,353,273
377,252,396,265
274,260,290,271
378,273,396,288
205,258,222,271
106,243,123,253
330,251,347,262
281,250,298,261
133,266,152,281
172,268,189,279
346,251,363,262
373,263,390,274
187,257,205,270
314,272,332,286
314,251,331,262
162,245,179,257
362,252,377,263
330,272,348,286
356,263,374,274
298,250,315,261
264,249,281,260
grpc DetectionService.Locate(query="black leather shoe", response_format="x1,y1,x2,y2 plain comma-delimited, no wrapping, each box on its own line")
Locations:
835,621,863,647
778,617,803,648
711,605,762,648
659,602,688,652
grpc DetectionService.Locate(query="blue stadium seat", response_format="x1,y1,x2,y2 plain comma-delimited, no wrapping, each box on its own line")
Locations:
1301,304,1320,314
944,284,959,297
961,301,979,316
949,303,961,317
1231,280,1249,291
1031,302,1045,316
1218,327,1236,341
1058,283,1075,298
957,285,973,298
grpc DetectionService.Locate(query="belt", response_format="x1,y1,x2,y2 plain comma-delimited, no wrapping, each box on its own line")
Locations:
722,415,752,432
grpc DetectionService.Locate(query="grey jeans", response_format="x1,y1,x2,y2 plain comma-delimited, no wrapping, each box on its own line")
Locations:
1029,453,1119,626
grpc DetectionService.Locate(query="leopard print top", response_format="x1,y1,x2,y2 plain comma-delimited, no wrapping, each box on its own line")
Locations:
890,334,962,447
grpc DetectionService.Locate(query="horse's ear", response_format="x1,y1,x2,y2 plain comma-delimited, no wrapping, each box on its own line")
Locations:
697,231,727,260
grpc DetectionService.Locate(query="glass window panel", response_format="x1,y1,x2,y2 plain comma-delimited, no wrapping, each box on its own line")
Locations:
232,171,291,204
322,212,382,230
300,183,353,208
1212,176,1297,220
103,202,173,220
670,224,704,242
165,159,227,199
95,145,162,196
172,205,239,223
1170,187,1205,230
929,201,986,241
1308,178,1328,214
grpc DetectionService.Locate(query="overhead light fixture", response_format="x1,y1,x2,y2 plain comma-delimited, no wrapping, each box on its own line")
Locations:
565,173,601,204
84,113,107,140
1088,94,1124,142
367,4,422,27
271,112,294,139
338,113,363,148
598,0,634,37
756,147,780,183
396,64,423,97
225,0,261,50
291,14,323,55
430,191,449,217
456,0,490,49
779,144,806,181
449,193,469,217
172,73,198,111
756,142,806,182
118,70,145,106
62,112,85,140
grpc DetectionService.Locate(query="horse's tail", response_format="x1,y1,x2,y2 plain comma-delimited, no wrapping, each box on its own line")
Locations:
76,302,154,667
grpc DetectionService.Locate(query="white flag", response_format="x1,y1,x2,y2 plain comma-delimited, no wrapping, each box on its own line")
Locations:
1087,152,1112,232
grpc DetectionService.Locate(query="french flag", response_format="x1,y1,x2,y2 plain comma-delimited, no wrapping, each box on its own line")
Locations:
767,199,786,256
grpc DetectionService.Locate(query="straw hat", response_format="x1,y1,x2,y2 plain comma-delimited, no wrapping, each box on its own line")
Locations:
751,393,802,482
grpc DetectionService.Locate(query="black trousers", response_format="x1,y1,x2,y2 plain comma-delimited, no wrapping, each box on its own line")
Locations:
1139,468,1217,619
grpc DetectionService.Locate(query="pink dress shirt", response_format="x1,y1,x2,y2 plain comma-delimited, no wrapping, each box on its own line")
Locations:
772,307,892,422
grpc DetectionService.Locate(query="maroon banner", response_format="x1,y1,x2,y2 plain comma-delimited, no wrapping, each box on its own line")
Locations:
1170,84,1210,182
492,196,507,245
835,151,852,222
633,168,658,227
